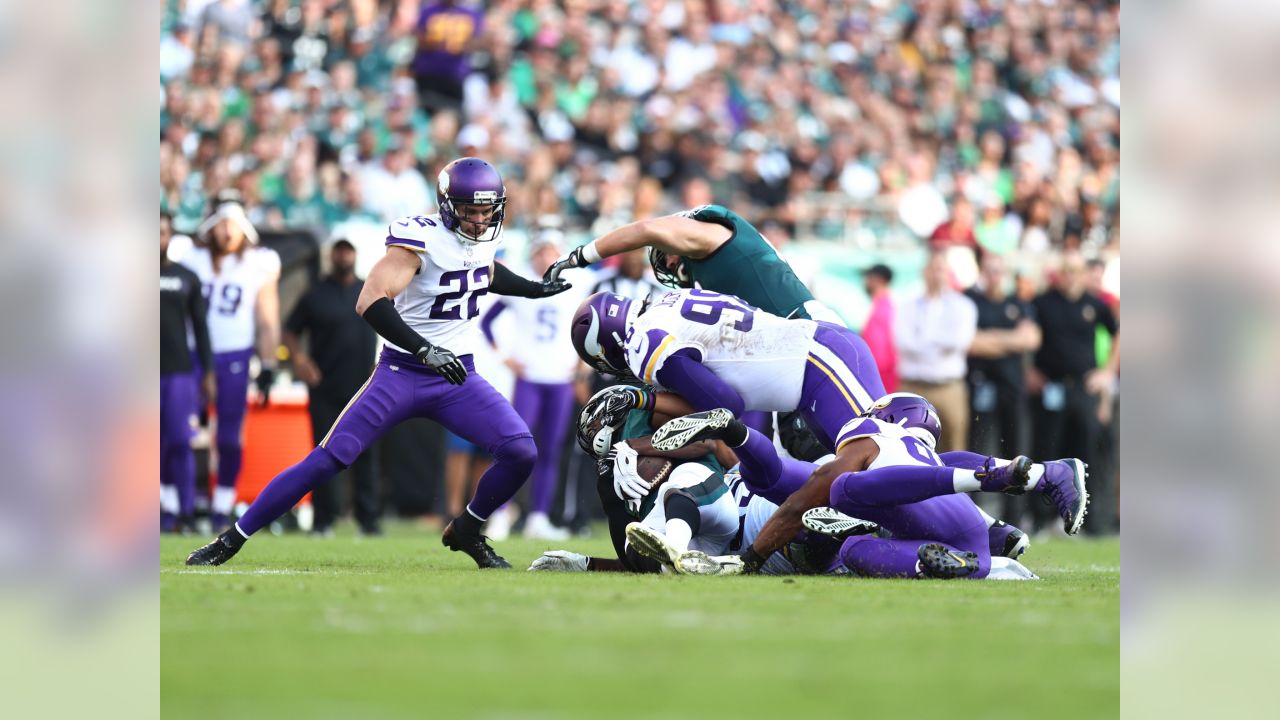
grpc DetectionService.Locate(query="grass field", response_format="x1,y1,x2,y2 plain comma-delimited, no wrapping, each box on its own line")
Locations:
161,524,1119,719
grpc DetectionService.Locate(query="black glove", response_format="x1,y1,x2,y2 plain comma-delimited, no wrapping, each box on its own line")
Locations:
532,278,573,297
255,367,275,407
542,246,588,283
739,546,766,575
416,343,467,385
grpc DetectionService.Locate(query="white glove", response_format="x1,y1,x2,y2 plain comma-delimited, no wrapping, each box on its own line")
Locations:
611,441,650,506
528,550,589,572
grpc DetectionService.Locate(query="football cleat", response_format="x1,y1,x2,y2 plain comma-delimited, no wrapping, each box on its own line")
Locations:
988,521,1030,559
651,408,741,452
442,521,511,569
802,507,881,540
976,455,1034,494
185,530,245,566
677,552,744,576
916,543,981,579
625,522,680,570
1038,459,1090,536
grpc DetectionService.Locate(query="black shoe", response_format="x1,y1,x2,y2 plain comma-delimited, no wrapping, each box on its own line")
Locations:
442,521,511,569
988,521,1030,559
916,543,981,579
651,409,743,452
358,524,384,538
185,530,245,566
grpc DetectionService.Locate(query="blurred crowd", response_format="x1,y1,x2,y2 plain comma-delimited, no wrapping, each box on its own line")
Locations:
161,0,1120,536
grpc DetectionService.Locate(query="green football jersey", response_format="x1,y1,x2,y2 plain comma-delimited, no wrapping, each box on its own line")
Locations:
682,205,816,320
619,408,726,519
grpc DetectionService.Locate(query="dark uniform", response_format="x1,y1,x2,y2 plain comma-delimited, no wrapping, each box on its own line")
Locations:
1032,288,1118,534
285,275,379,533
965,287,1036,526
681,205,816,320
161,261,212,527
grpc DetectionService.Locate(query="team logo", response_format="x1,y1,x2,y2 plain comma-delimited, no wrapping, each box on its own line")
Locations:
1005,304,1019,321
437,169,451,193
1082,305,1096,323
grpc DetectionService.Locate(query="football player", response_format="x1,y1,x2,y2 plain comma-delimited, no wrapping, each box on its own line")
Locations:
652,394,1087,578
187,158,572,568
181,191,280,531
542,204,841,324
527,386,742,574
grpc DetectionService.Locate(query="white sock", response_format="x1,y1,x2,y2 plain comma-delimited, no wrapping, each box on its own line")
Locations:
952,469,980,493
1027,464,1046,491
975,506,998,528
212,486,237,515
665,519,693,553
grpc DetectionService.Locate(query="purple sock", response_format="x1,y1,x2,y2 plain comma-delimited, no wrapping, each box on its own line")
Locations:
466,436,536,519
237,447,342,536
838,536,926,578
830,465,957,509
735,428,817,505
218,441,242,491
940,450,989,471
162,440,197,517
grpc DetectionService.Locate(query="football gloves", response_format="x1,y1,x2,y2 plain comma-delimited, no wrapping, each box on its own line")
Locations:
527,550,589,572
542,245,589,284
416,343,467,385
608,441,649,513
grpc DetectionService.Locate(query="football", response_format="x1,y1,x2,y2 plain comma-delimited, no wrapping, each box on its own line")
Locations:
636,455,674,490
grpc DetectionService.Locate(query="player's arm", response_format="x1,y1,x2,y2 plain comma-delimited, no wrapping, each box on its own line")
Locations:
543,215,729,281
652,349,746,416
254,269,282,405
740,439,878,572
356,247,468,384
186,273,216,402
489,261,571,298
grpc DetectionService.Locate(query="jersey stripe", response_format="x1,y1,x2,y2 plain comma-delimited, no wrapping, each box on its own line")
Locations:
642,335,676,384
808,341,876,411
385,234,426,252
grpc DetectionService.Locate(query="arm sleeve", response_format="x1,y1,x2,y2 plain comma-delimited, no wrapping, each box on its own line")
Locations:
478,298,508,345
362,297,430,353
652,348,746,416
1097,298,1119,335
488,262,546,298
187,275,214,370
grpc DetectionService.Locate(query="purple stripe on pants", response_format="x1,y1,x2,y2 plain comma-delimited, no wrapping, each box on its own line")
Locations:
511,378,575,515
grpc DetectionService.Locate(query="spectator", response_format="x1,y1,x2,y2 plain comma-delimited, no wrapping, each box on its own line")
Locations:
412,0,485,111
1030,250,1120,534
965,254,1042,525
359,143,431,222
929,196,979,251
894,250,978,452
860,264,898,394
283,239,380,537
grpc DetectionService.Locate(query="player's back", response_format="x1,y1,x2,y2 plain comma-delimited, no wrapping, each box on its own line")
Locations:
681,205,815,319
842,418,985,539
384,213,501,358
625,288,816,410
181,245,280,354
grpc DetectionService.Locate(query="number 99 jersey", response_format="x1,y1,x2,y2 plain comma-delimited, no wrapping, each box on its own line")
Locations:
182,245,281,353
624,288,818,411
384,214,499,357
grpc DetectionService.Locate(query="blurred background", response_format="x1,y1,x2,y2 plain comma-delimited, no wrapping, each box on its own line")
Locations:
160,0,1120,542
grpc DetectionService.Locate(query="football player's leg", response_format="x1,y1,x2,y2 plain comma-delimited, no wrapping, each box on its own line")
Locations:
828,464,1008,510
531,382,575,519
211,349,253,527
432,373,537,523
800,323,886,445
160,374,198,531
730,426,813,505
837,536,928,578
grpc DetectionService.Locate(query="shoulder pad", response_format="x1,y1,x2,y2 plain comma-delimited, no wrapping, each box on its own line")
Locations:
386,215,447,251
834,418,898,451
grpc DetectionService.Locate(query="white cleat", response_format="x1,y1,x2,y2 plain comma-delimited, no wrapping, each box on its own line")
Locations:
802,507,880,540
522,512,571,541
650,409,736,452
625,522,681,570
676,552,744,576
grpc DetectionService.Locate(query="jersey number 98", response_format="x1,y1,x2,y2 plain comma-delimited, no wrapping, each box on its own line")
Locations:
679,289,755,332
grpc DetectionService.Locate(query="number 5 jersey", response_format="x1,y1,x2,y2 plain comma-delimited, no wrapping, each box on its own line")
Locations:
182,244,281,354
384,214,498,357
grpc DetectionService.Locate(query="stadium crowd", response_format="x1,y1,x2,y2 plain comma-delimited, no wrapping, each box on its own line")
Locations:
161,0,1119,536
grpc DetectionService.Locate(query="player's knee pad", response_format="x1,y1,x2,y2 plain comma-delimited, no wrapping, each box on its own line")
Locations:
492,434,537,472
317,433,361,468
305,445,347,474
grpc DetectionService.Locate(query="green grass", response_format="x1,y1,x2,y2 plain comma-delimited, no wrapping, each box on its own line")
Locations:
161,525,1119,720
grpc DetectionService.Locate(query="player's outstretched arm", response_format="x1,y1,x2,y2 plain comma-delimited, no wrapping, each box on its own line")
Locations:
357,247,468,385
653,350,746,416
489,261,572,298
542,215,729,282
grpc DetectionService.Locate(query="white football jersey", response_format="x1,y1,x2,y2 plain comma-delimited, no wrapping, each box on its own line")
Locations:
182,246,281,353
490,267,593,384
384,214,501,357
833,417,943,469
624,289,816,411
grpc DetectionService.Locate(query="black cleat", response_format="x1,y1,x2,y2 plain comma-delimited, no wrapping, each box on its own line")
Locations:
442,521,511,569
185,530,245,566
917,543,981,579
988,521,1030,559
651,409,744,452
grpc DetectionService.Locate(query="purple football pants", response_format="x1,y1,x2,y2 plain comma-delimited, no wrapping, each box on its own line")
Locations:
160,372,199,523
511,379,575,515
797,322,886,450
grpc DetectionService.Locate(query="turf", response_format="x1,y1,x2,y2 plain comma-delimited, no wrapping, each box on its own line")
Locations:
161,525,1119,719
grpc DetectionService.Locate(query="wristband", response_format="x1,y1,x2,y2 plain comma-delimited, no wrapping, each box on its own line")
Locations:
581,240,603,265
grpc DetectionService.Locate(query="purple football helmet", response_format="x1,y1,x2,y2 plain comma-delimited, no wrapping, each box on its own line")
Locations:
437,157,506,242
864,393,942,448
570,292,636,378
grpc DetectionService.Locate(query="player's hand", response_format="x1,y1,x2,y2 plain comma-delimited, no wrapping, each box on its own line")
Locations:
417,343,467,385
503,356,526,378
528,550,589,572
201,371,217,407
542,246,588,284
294,355,322,387
255,367,275,407
532,278,572,298
609,441,649,504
